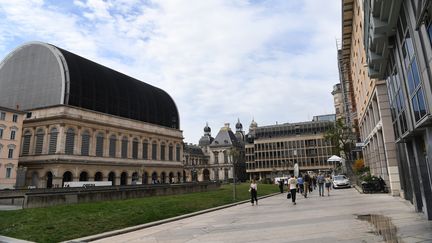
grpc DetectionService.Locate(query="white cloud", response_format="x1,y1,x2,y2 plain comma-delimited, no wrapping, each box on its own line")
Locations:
0,0,341,143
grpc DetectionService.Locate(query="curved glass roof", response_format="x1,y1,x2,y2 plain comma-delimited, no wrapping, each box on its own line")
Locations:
0,42,179,129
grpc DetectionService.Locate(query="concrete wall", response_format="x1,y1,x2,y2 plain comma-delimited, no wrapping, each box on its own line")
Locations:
0,182,220,208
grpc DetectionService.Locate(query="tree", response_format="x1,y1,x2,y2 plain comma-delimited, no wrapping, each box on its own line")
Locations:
324,118,357,162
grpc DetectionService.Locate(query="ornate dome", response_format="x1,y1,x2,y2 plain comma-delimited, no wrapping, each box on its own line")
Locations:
235,118,243,130
204,122,211,133
250,119,258,128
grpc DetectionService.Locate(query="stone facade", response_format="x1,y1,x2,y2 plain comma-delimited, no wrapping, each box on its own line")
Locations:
341,0,400,196
0,106,25,189
362,0,432,219
19,105,184,188
184,121,247,182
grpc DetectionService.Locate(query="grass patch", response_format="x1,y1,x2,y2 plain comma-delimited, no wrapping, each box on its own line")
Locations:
0,183,278,242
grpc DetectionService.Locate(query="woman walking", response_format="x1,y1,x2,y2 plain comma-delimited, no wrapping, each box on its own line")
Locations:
325,175,332,196
288,175,298,205
250,179,258,205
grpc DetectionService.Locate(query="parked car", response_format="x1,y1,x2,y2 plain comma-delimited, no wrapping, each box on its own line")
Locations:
332,175,351,189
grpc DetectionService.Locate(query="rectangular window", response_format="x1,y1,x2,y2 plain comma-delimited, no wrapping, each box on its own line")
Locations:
12,114,18,122
121,139,128,158
6,168,12,178
160,144,165,160
10,130,16,140
132,141,138,159
0,112,5,120
169,146,173,161
176,146,180,161
96,136,104,157
0,128,3,139
8,149,14,158
142,142,148,159
152,143,157,160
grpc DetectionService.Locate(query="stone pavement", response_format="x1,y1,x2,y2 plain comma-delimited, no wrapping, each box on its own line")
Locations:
72,187,432,243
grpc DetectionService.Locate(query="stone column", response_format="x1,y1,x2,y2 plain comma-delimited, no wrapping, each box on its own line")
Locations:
42,126,49,154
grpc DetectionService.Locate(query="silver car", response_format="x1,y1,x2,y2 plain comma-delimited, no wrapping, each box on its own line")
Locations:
332,175,351,189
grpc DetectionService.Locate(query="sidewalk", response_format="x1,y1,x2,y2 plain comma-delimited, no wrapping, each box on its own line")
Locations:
70,187,432,243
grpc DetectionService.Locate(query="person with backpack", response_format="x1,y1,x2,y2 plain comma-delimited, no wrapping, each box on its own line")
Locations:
317,173,325,197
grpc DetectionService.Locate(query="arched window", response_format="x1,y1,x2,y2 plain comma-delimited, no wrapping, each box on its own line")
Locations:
81,130,90,156
160,142,166,160
176,144,181,161
79,171,88,181
35,128,44,155
168,144,173,161
46,171,53,188
121,136,128,158
204,169,210,181
48,128,58,154
22,131,32,155
151,172,158,184
152,141,157,160
62,171,73,186
95,133,104,157
108,172,115,185
109,135,117,157
120,172,128,185
132,138,138,159
65,128,75,155
95,172,103,181
142,140,149,159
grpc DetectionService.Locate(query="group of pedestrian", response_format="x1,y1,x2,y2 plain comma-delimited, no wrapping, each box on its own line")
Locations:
287,173,333,205
249,173,333,206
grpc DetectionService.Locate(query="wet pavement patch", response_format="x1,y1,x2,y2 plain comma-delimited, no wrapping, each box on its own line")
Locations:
357,214,403,243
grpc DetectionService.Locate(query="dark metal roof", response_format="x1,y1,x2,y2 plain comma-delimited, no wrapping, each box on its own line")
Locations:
0,42,179,129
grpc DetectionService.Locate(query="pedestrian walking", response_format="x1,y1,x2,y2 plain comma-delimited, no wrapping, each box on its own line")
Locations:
317,173,325,196
325,175,332,196
278,179,284,193
304,173,311,198
249,179,258,205
297,175,304,194
288,175,298,205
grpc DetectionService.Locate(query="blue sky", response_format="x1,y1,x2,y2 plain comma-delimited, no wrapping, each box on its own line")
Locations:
0,0,341,143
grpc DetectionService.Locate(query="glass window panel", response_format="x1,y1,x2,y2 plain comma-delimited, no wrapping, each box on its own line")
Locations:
407,68,416,94
412,96,421,121
400,111,408,134
411,58,421,88
417,88,427,118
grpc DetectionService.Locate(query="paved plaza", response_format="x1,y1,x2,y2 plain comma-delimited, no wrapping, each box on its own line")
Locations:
72,187,432,243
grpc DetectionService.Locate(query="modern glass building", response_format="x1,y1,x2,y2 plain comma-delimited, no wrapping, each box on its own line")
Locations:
364,0,432,219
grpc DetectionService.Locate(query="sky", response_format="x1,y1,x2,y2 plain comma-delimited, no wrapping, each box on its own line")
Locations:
0,0,342,143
